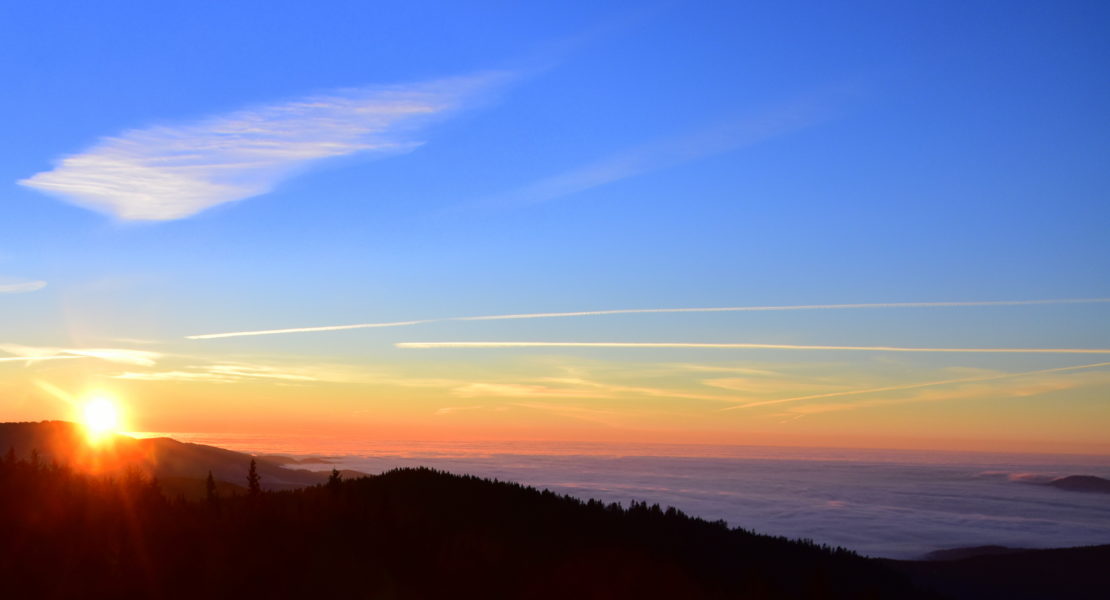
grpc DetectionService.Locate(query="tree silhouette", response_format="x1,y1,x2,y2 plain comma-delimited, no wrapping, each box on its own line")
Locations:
328,468,342,491
206,470,218,503
247,459,261,496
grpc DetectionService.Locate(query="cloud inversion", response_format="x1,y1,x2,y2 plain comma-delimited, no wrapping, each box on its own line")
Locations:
20,74,504,220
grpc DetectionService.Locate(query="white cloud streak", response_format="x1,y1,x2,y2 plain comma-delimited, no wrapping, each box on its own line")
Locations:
184,298,1110,340
396,341,1110,354
721,361,1110,411
0,280,46,294
186,320,430,340
0,355,79,364
20,74,505,220
113,362,318,384
0,343,160,366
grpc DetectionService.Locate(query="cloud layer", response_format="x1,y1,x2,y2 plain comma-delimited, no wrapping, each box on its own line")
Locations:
318,450,1110,559
20,74,502,220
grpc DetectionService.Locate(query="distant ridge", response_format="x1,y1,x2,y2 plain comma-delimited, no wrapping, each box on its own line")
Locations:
888,545,1110,600
1041,474,1110,494
922,545,1030,561
0,421,359,490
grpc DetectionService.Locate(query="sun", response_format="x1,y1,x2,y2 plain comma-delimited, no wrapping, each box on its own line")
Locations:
81,395,122,441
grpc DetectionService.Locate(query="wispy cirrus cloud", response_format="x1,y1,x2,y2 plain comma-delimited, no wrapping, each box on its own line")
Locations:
721,361,1110,413
396,341,1110,354
113,362,319,384
0,343,160,366
0,279,46,294
20,73,506,221
185,298,1110,340
769,363,1110,417
473,92,844,209
450,382,615,399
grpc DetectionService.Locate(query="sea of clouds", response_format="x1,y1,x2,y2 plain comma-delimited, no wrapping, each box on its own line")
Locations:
156,434,1110,559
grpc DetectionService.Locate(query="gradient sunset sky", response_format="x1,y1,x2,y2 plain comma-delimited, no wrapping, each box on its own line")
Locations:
2,1,1108,453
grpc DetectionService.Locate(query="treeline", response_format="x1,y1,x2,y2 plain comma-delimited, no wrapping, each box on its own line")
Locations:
0,451,939,599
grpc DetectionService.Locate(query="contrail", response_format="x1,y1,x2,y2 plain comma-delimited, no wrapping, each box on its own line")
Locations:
185,298,1110,340
720,361,1110,411
454,298,1110,321
395,341,1110,354
186,320,432,340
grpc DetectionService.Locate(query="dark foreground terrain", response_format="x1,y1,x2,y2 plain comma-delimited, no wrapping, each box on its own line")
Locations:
2,449,929,599
1,422,1105,599
885,545,1110,600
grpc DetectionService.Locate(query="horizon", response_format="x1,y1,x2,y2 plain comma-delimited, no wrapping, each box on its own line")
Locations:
7,418,1109,562
2,1,1108,456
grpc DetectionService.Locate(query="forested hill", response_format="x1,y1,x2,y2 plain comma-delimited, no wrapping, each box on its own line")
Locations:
0,453,937,599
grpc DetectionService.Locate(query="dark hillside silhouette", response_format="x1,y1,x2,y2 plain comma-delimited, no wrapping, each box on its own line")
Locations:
0,448,937,599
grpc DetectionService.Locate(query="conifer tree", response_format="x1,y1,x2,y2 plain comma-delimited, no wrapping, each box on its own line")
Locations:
247,459,261,496
205,470,218,503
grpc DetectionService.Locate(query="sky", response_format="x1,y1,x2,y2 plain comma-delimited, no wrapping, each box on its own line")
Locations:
1,1,1108,453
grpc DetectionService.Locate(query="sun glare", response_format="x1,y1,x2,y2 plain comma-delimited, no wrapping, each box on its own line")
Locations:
81,395,122,441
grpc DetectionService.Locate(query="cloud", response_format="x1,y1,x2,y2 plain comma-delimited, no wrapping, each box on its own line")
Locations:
539,376,738,403
20,73,506,220
666,364,785,376
185,298,1110,340
321,452,1110,559
450,381,616,399
434,405,491,416
777,369,1110,417
187,320,430,340
508,401,620,425
111,362,345,384
702,377,839,395
724,361,1110,411
474,93,841,208
112,370,239,383
0,280,46,294
396,341,1110,354
0,355,78,364
0,343,159,366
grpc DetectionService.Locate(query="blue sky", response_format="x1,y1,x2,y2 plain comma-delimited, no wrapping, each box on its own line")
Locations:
1,1,1108,449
